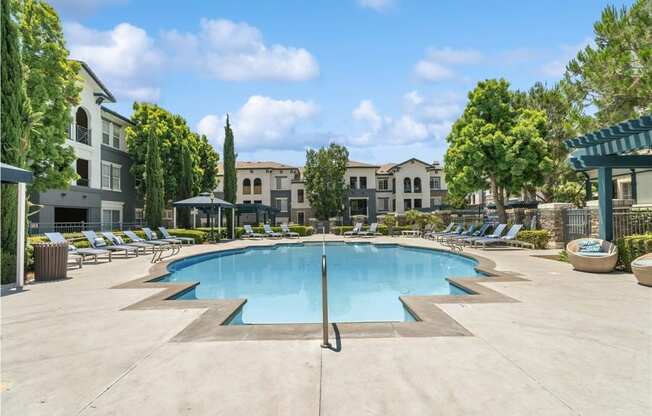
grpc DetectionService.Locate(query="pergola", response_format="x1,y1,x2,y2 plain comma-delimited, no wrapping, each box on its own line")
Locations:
565,114,652,241
235,203,280,225
1,163,33,289
172,192,236,239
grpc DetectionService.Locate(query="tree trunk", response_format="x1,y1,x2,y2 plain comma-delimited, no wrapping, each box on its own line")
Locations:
491,180,507,224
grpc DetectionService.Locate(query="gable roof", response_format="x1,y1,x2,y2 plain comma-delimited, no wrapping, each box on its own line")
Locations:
75,60,116,103
346,160,379,168
217,161,298,175
101,106,133,125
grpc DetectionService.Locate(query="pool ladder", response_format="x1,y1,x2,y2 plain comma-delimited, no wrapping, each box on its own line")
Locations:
321,228,331,348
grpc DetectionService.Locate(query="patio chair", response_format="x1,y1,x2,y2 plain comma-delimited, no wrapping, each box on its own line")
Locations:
359,222,381,237
426,223,455,240
142,227,182,246
242,224,264,239
124,230,172,248
434,224,463,242
159,227,195,244
566,238,618,273
466,224,507,246
441,224,476,242
103,231,151,254
45,232,112,263
280,224,300,238
344,223,363,237
631,253,652,286
475,224,523,249
263,224,282,238
124,230,179,259
457,223,491,244
82,231,139,258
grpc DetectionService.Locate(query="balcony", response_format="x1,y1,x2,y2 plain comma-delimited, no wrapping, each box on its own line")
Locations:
70,124,91,146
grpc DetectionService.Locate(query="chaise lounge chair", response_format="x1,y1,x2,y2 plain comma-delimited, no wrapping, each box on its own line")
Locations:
359,222,381,237
124,230,172,249
103,231,151,254
566,238,618,273
45,232,112,263
159,227,195,244
426,223,455,240
465,224,507,246
455,223,491,244
263,224,282,238
474,224,523,249
344,223,363,237
280,224,300,238
441,224,476,243
242,224,264,239
142,227,183,246
82,231,139,258
435,224,463,242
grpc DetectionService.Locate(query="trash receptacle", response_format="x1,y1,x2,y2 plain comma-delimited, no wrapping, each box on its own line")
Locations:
34,242,69,281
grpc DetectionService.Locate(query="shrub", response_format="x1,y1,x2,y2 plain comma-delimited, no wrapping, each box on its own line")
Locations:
516,230,551,249
235,225,313,238
616,233,652,271
166,229,208,243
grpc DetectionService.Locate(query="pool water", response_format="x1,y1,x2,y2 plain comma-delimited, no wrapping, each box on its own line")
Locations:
163,243,480,324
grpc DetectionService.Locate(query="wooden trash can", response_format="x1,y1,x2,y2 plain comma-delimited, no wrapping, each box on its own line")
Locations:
34,242,69,281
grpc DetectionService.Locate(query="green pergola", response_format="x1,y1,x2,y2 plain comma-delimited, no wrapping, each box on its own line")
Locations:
565,114,652,241
235,203,280,225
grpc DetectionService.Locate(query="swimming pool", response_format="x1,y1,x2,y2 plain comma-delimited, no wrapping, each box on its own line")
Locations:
162,243,481,324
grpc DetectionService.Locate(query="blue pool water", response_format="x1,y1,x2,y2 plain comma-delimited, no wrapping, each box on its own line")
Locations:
162,243,480,324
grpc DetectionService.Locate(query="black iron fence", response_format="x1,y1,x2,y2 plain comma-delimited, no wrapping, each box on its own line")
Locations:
613,208,652,240
27,220,164,236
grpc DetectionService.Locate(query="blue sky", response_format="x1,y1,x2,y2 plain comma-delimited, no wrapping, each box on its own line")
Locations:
52,0,632,166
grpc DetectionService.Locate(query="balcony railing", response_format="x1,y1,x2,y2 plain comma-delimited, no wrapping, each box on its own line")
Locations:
70,124,91,146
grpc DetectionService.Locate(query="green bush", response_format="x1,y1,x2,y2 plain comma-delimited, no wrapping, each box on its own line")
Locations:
236,225,314,238
616,233,652,271
166,229,208,243
1,252,17,284
516,230,551,249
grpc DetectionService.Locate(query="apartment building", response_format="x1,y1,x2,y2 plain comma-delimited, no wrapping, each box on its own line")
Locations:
30,62,142,231
216,158,447,225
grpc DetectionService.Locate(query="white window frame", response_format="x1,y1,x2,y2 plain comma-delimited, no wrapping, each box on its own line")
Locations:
112,123,122,149
349,197,369,217
101,200,124,225
378,178,389,191
275,197,288,212
102,119,111,145
101,161,122,191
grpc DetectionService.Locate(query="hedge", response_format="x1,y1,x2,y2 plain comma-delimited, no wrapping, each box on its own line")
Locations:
235,225,314,238
516,230,551,249
332,224,418,236
616,233,652,272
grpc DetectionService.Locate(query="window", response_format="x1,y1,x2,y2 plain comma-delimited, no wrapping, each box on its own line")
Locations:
163,209,173,220
360,176,367,189
135,208,144,221
112,124,121,148
378,178,389,191
297,211,305,225
414,178,422,193
414,199,422,209
76,159,89,187
430,176,441,190
102,209,121,230
253,178,262,194
404,199,412,211
620,181,632,200
378,197,389,212
392,199,396,211
275,198,288,212
297,189,304,203
253,200,262,204
431,197,442,207
243,178,251,194
350,198,368,216
403,178,412,193
243,200,251,204
102,162,121,191
349,177,357,189
275,177,285,190
102,119,110,145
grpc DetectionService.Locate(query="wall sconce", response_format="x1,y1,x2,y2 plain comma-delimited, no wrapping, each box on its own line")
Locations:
60,193,67,197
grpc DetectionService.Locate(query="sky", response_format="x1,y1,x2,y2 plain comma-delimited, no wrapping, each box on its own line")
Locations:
52,0,632,166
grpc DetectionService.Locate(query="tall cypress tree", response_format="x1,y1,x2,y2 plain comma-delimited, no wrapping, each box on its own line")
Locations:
177,142,193,228
1,0,25,283
222,115,237,235
144,130,165,228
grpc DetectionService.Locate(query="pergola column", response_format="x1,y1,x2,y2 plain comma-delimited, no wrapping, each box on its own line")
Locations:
598,167,613,241
16,182,26,289
630,169,637,203
232,207,235,239
217,206,222,235
173,207,177,228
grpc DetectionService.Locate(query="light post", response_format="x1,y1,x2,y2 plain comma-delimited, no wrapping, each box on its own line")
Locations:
209,193,215,243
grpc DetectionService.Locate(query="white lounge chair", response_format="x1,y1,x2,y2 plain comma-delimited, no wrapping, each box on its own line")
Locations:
45,232,112,263
344,223,362,237
242,224,264,239
280,224,300,238
82,230,139,258
263,224,282,238
159,227,195,244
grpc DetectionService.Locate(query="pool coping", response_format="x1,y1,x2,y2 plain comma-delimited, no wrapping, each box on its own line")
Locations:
112,239,528,341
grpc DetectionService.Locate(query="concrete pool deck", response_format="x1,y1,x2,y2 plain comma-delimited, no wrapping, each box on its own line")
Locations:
2,235,651,415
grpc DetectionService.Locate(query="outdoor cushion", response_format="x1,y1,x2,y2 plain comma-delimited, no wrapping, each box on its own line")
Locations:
579,240,602,253
576,251,611,257
94,237,107,247
632,259,652,267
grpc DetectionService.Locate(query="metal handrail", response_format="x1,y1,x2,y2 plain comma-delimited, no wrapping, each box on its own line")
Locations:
321,226,330,348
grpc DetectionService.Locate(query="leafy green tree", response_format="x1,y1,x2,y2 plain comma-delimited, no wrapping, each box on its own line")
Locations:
303,143,349,220
565,0,652,126
144,130,165,227
444,79,552,223
177,142,194,228
17,0,80,191
1,0,25,283
196,134,219,192
222,115,237,233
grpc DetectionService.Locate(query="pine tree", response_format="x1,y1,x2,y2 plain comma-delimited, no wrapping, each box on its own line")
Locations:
1,0,25,283
222,115,237,235
144,130,165,228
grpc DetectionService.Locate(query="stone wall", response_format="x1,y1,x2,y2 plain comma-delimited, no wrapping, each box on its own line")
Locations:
538,203,573,248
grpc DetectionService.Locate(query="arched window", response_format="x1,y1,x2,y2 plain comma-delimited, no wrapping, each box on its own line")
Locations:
74,107,90,145
243,178,251,194
253,178,262,194
413,177,422,193
403,178,412,193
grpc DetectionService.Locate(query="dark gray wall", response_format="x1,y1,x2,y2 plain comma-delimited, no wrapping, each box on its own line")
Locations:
345,189,377,224
31,186,102,224
270,190,292,219
100,145,142,222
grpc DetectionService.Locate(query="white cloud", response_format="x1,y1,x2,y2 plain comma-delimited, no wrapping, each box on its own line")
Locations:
539,38,592,79
414,47,482,82
163,18,319,82
197,96,319,151
65,22,163,101
352,100,384,131
357,0,395,12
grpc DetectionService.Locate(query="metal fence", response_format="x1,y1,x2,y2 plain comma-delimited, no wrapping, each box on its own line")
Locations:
613,208,652,240
563,208,592,243
28,221,155,236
